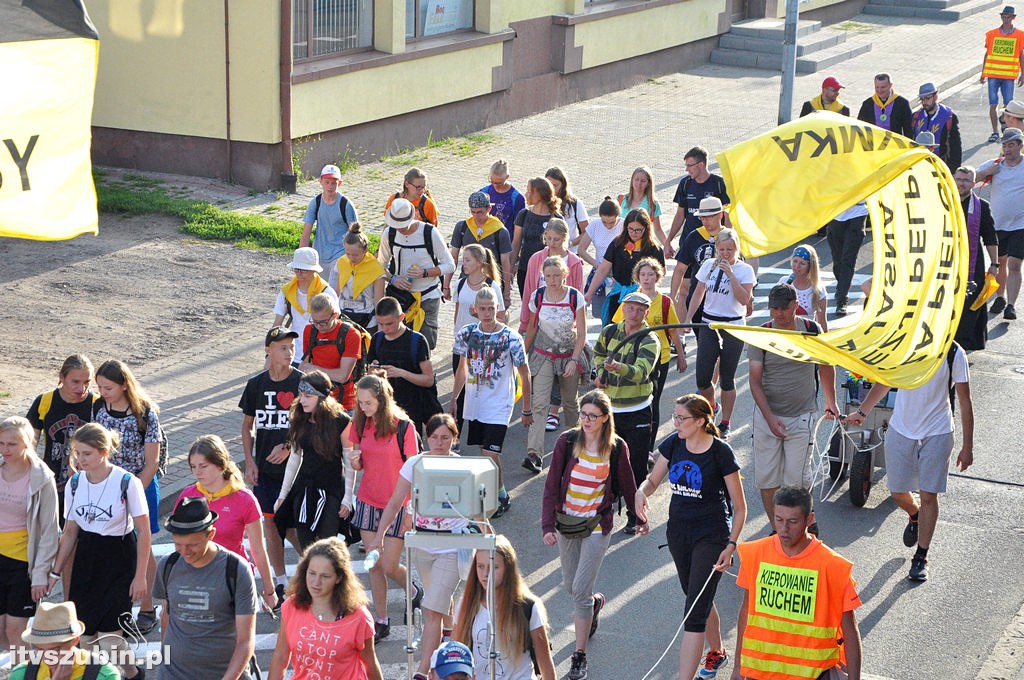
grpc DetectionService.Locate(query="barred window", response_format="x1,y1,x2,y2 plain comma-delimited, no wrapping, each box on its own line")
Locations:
293,0,373,59
405,0,475,40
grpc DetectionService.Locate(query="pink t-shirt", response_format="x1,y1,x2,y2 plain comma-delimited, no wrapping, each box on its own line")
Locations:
348,419,418,508
176,485,262,559
282,598,375,680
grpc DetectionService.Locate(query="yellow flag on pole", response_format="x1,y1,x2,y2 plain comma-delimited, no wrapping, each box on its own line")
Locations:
0,1,99,241
715,112,968,389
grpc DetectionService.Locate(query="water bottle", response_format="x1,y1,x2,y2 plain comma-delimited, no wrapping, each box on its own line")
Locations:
363,549,380,570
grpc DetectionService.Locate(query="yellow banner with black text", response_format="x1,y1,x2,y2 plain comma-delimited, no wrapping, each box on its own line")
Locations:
716,112,967,389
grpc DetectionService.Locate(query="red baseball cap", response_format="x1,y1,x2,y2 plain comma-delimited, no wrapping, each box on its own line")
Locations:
821,76,844,90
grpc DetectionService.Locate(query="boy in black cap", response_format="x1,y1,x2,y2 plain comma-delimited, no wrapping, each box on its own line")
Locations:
154,497,259,680
238,326,303,607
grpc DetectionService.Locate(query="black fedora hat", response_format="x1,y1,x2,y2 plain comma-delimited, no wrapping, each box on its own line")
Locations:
164,496,219,534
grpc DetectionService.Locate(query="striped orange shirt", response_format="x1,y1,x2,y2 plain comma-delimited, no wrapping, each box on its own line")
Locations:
562,449,610,517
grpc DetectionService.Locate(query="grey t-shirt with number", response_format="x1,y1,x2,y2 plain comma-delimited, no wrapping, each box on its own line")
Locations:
154,548,258,680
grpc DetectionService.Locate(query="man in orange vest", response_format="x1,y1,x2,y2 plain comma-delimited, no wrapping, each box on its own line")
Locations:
731,487,862,680
981,6,1024,142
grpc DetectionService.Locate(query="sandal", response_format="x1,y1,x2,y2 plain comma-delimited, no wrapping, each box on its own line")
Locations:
546,413,560,432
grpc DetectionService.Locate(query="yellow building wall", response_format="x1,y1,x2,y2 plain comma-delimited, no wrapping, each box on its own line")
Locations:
85,0,280,143
291,42,505,136
574,0,727,70
503,0,564,25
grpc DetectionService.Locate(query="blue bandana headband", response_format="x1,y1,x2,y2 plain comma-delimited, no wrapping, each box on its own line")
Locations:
793,246,812,261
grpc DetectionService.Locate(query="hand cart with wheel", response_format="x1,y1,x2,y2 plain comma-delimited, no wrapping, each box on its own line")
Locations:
827,374,897,506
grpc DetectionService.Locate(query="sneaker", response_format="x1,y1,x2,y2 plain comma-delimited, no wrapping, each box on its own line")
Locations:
522,452,543,474
989,131,1001,143
1005,304,1017,320
413,674,429,680
623,517,638,535
134,609,158,635
902,516,919,547
493,494,512,518
404,582,425,623
568,650,589,680
546,413,560,432
990,296,1007,315
835,299,848,316
274,583,286,612
712,402,721,417
133,666,146,680
718,423,731,440
589,593,605,638
908,556,929,581
374,620,391,643
697,649,728,678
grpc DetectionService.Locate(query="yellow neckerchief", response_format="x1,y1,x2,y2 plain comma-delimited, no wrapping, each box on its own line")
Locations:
810,94,845,113
697,225,712,240
406,292,425,332
335,254,386,299
32,648,93,680
871,91,898,109
466,214,504,242
196,477,244,501
281,275,328,316
624,238,641,253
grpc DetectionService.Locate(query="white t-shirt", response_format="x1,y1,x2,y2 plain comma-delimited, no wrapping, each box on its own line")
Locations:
696,259,756,321
584,218,623,264
977,158,1024,232
527,287,585,355
454,278,507,332
889,346,969,439
777,275,828,318
564,199,590,253
453,324,527,425
377,224,458,298
468,602,546,680
273,286,339,359
64,465,148,536
399,453,469,554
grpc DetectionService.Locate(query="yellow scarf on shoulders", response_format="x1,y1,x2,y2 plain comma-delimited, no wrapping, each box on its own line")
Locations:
406,292,425,332
196,478,245,501
466,215,504,242
282,275,328,316
335,254,387,299
810,94,845,113
871,91,898,109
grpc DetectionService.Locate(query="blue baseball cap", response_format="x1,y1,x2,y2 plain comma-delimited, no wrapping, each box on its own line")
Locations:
432,640,474,677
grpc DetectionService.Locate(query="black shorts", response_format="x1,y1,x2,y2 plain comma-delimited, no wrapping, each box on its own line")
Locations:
253,474,284,515
997,230,1024,260
466,420,508,454
0,553,35,618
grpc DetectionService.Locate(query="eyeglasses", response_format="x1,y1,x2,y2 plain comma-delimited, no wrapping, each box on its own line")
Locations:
409,183,426,190
673,415,699,424
311,316,335,327
685,161,700,168
579,411,605,422
627,226,646,233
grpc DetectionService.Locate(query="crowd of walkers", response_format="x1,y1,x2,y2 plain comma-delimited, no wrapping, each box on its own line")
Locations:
6,113,1011,679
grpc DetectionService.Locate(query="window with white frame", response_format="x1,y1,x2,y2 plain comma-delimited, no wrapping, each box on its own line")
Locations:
405,0,475,39
293,0,373,59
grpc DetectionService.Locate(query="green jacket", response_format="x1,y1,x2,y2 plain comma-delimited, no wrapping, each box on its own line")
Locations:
593,321,660,408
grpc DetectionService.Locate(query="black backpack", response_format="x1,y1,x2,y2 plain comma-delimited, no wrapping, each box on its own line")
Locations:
386,222,440,275
521,596,552,675
313,193,351,229
360,418,421,461
68,470,133,533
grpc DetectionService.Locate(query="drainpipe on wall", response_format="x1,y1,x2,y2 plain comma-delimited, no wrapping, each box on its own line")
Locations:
224,0,233,182
280,0,296,192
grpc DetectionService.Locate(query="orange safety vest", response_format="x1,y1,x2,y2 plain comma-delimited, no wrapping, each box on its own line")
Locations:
736,536,856,680
983,27,1024,80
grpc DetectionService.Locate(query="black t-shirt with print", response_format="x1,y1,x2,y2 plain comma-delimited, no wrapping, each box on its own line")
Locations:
27,390,97,487
658,433,739,531
238,368,303,475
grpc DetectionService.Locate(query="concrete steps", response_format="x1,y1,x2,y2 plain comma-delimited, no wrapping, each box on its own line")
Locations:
711,18,872,74
863,0,1002,21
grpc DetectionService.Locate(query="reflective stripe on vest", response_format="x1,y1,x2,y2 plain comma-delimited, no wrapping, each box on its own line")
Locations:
983,32,1024,79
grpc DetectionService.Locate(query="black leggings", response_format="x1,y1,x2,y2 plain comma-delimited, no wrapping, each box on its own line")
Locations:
666,526,728,633
695,327,744,391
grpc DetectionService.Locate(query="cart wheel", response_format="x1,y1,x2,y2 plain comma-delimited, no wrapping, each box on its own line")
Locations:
828,431,848,481
848,447,873,507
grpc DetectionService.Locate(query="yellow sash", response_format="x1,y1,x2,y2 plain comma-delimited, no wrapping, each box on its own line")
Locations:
406,292,425,332
335,254,387,299
871,92,898,109
282,275,328,316
810,94,845,113
465,215,504,242
196,478,245,501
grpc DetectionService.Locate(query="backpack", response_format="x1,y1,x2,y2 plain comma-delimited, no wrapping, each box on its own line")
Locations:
313,193,351,229
304,315,373,393
455,220,503,270
392,191,433,226
35,389,98,447
532,286,580,318
761,316,821,396
162,550,263,679
944,342,961,411
456,276,495,298
521,596,552,675
93,401,169,478
386,222,440,275
360,418,421,462
68,471,133,533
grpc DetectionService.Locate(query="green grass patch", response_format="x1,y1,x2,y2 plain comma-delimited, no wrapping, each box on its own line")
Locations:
837,20,877,31
0,391,12,398
95,173,378,254
381,130,497,165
